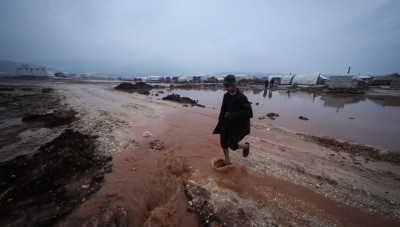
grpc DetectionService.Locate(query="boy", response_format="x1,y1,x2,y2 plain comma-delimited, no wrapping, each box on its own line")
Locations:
213,75,253,167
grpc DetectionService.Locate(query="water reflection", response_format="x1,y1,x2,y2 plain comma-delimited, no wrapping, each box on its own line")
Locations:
320,94,366,113
262,88,273,99
149,88,400,151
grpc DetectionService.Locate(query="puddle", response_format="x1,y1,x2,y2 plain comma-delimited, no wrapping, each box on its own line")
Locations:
149,88,400,151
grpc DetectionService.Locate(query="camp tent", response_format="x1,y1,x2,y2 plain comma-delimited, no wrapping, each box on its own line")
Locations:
280,75,295,85
328,75,353,88
291,72,320,85
370,73,400,86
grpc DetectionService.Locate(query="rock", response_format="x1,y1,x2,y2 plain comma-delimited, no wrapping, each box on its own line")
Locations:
149,139,165,150
298,116,309,120
266,112,279,120
143,131,152,137
259,116,266,120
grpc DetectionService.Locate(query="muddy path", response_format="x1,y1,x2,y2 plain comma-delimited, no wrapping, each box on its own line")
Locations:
2,80,399,226
50,81,399,226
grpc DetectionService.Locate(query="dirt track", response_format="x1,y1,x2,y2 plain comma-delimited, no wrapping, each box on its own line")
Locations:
1,80,400,226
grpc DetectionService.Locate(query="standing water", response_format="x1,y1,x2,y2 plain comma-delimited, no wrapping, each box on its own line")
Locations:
150,88,400,152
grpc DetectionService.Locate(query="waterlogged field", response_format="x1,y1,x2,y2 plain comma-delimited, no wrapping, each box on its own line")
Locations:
150,88,400,152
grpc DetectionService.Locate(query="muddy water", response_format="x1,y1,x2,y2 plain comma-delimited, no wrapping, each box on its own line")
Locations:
58,100,399,226
150,88,400,152
161,109,398,226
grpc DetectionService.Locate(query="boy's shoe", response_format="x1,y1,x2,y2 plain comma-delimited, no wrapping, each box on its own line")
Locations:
243,142,250,157
217,161,231,168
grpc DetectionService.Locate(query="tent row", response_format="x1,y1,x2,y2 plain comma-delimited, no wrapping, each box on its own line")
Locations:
268,72,324,86
268,73,372,89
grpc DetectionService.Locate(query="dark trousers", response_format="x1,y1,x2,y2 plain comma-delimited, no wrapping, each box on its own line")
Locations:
220,121,245,151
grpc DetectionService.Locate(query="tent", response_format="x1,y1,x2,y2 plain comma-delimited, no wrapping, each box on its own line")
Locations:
328,75,353,88
280,75,295,85
370,73,400,86
291,72,320,85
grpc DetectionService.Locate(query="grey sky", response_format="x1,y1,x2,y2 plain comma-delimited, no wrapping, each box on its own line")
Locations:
1,0,399,75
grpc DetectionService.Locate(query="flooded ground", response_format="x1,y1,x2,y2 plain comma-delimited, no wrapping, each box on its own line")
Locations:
1,79,400,226
149,88,400,152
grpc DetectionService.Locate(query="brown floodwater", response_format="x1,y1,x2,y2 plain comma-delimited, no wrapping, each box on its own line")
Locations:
58,103,399,226
150,88,400,152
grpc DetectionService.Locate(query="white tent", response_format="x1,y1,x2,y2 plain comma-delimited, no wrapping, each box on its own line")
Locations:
268,75,283,82
280,75,295,85
291,72,320,85
178,76,191,82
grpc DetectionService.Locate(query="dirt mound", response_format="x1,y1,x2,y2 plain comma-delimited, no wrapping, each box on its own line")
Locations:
266,112,279,120
0,129,112,226
22,107,76,127
115,82,153,93
162,94,205,107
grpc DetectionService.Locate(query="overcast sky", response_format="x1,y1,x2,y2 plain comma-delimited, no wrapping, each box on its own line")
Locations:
0,0,399,75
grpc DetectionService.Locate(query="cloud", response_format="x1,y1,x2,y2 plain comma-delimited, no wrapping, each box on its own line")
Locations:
0,0,399,75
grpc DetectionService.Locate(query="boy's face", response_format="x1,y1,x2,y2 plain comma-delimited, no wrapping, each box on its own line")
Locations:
224,85,236,93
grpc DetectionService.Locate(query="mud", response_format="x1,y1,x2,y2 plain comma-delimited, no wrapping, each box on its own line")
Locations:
1,79,400,227
22,107,76,127
162,93,205,107
114,82,153,95
305,135,400,165
0,129,112,226
0,84,64,161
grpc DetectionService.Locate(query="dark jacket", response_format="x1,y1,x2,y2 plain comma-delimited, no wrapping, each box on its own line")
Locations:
213,89,253,138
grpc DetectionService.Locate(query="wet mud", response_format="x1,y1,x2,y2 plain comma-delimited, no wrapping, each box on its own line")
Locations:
0,129,112,226
162,93,205,107
305,135,400,165
0,84,112,226
2,80,400,226
114,82,153,95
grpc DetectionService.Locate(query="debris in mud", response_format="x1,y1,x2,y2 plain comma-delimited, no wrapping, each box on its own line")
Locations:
266,112,279,120
150,139,165,150
162,94,205,107
84,206,128,227
114,82,153,95
298,116,309,121
306,135,400,165
0,129,112,226
22,107,76,127
41,87,54,93
184,180,277,227
259,116,266,120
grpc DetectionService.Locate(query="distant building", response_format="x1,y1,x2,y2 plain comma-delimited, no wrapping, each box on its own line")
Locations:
17,65,53,76
148,76,165,83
